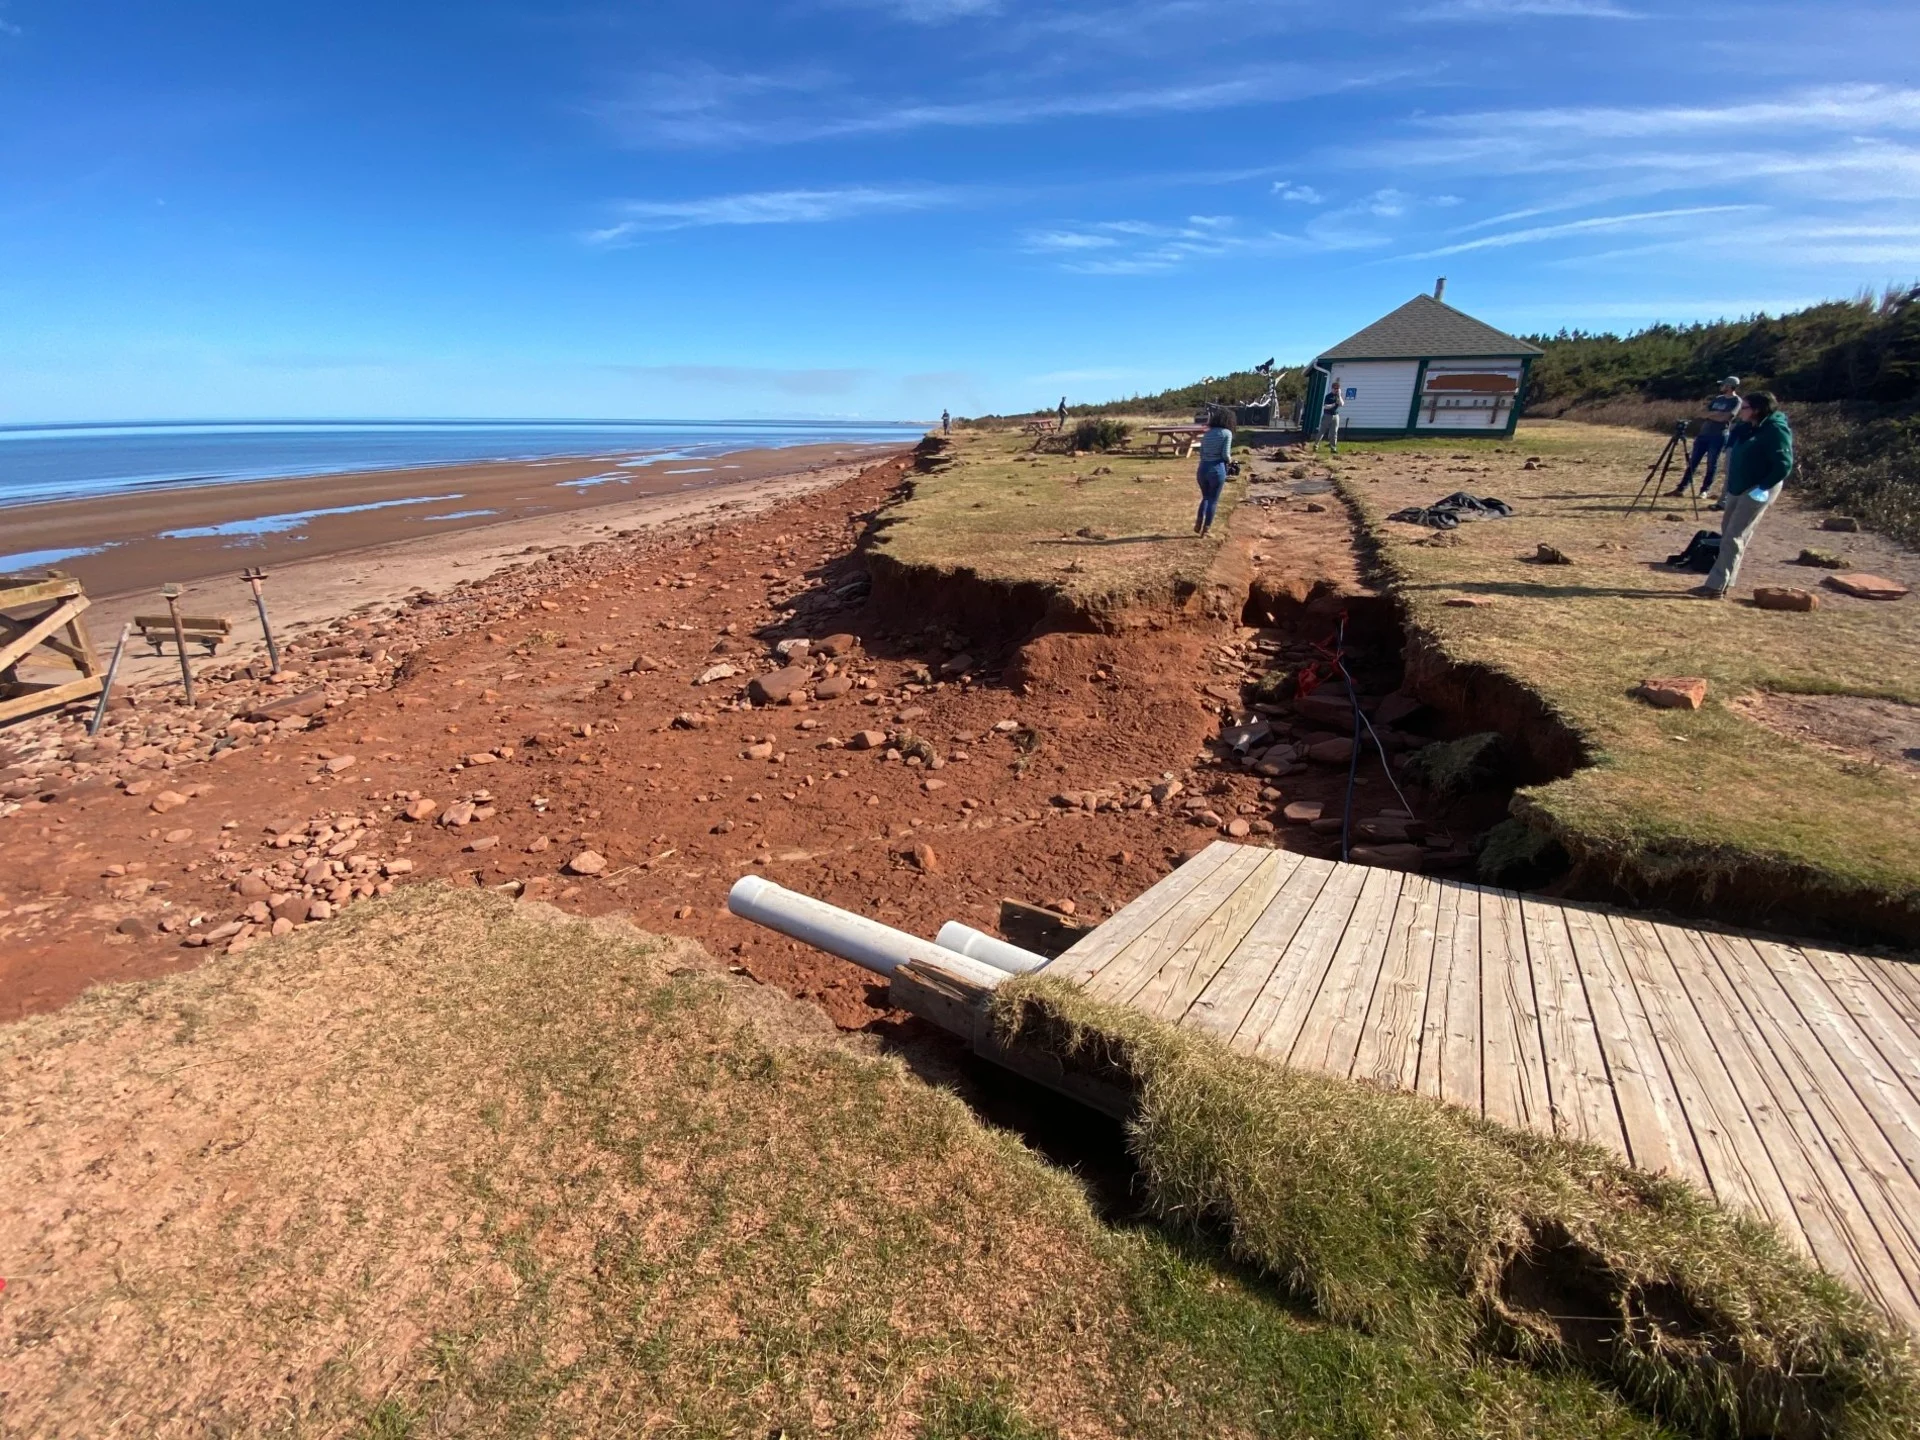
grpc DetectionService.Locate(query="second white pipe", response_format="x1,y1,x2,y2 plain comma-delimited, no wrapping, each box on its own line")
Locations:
934,922,1052,975
727,875,1008,987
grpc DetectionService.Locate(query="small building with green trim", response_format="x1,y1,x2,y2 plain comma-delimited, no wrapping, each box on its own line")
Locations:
1301,284,1543,440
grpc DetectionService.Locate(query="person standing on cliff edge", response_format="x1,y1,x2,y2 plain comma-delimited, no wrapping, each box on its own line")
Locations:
941,409,951,434
1195,406,1234,535
1690,390,1793,600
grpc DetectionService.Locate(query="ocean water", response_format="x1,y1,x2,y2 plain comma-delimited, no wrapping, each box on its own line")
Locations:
0,418,926,510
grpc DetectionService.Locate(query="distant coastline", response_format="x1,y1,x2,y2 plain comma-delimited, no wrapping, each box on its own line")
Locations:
0,418,927,511
0,437,911,599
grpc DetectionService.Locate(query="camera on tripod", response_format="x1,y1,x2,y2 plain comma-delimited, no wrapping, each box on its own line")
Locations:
1628,420,1702,516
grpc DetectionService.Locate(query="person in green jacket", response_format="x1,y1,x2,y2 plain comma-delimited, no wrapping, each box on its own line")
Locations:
1691,391,1792,599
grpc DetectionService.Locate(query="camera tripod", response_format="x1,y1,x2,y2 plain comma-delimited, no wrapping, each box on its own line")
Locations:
1626,421,1702,519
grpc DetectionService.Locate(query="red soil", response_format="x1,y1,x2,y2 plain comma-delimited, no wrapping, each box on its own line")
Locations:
0,453,1415,1029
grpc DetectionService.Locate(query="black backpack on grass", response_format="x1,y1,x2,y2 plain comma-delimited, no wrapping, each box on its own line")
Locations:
1666,529,1722,573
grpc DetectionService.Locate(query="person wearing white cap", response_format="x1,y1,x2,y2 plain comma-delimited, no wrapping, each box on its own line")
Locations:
1669,376,1742,503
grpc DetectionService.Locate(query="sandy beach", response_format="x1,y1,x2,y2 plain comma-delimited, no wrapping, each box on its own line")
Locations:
4,441,905,686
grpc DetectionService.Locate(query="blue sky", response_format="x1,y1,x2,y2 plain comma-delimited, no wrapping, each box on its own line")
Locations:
3,0,1918,422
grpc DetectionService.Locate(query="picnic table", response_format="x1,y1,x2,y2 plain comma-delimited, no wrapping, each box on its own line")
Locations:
1146,424,1208,457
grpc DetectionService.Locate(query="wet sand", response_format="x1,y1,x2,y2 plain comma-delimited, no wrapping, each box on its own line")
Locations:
2,442,906,690
1,442,898,602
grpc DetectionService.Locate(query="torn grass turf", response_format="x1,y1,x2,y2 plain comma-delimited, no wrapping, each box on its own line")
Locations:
992,973,1920,1440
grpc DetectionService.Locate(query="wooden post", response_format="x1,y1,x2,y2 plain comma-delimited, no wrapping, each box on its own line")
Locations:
241,567,281,673
162,584,196,707
88,623,132,736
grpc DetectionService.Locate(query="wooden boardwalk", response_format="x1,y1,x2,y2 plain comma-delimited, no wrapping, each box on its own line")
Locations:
1044,842,1920,1331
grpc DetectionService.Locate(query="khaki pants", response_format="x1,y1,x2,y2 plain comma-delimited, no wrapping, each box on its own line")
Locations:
1705,491,1770,594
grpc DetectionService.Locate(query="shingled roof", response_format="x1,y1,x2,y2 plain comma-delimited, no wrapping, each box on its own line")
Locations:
1317,294,1543,362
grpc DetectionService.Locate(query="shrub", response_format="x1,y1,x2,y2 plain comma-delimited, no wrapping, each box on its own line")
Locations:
1401,731,1506,797
1069,417,1132,452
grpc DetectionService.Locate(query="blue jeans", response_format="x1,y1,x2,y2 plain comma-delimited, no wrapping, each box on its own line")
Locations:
1195,461,1227,530
1680,431,1724,491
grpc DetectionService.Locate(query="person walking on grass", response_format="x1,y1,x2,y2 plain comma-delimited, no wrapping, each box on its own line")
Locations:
1690,390,1792,600
1314,375,1345,453
1194,406,1234,535
1669,375,1742,500
1057,396,1068,432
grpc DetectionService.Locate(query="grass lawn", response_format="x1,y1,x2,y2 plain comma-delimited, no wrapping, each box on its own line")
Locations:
1332,419,1920,939
869,425,1246,624
2,886,1688,1440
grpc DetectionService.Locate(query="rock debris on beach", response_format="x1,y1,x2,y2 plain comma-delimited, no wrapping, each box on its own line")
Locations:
0,443,1471,1028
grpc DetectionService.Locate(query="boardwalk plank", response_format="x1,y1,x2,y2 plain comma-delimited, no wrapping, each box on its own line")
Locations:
1562,902,1706,1186
1416,881,1480,1110
1128,849,1303,1019
1045,842,1238,985
1077,847,1269,1004
1237,861,1370,1060
1608,913,1792,1231
1710,935,1920,1327
1285,867,1406,1077
1796,945,1920,1115
1479,889,1551,1135
1184,855,1337,1040
1353,874,1441,1092
1663,925,1898,1317
1437,883,1484,1113
1520,898,1626,1153
1863,955,1920,1020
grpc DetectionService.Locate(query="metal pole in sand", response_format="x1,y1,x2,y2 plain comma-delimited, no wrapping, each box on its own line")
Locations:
161,584,195,707
88,622,133,737
242,567,281,674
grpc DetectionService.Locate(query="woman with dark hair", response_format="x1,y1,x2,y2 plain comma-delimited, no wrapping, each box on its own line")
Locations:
1194,406,1233,535
1692,390,1792,599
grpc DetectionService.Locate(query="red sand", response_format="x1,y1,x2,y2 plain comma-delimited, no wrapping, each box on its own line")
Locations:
0,450,1421,1030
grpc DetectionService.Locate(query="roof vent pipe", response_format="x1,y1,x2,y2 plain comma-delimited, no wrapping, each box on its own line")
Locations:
1434,277,1447,302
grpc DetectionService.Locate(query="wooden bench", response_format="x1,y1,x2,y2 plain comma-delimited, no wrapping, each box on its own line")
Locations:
135,613,233,656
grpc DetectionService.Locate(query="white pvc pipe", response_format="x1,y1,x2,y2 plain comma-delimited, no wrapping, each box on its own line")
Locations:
934,921,1052,976
727,875,1007,987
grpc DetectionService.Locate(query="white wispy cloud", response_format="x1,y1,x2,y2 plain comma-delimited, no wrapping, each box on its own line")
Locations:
1024,229,1122,251
835,0,1003,21
1547,221,1920,270
585,185,957,243
1425,84,1920,142
1273,182,1323,203
1032,216,1252,274
1399,204,1758,258
597,63,1415,148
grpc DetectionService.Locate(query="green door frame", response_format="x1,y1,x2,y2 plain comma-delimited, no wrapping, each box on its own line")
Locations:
1404,359,1431,432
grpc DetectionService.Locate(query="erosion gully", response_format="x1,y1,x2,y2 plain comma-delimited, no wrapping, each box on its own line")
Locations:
0,447,1526,1030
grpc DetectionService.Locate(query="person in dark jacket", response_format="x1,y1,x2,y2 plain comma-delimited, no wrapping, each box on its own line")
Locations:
1692,391,1792,599
1194,406,1233,535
